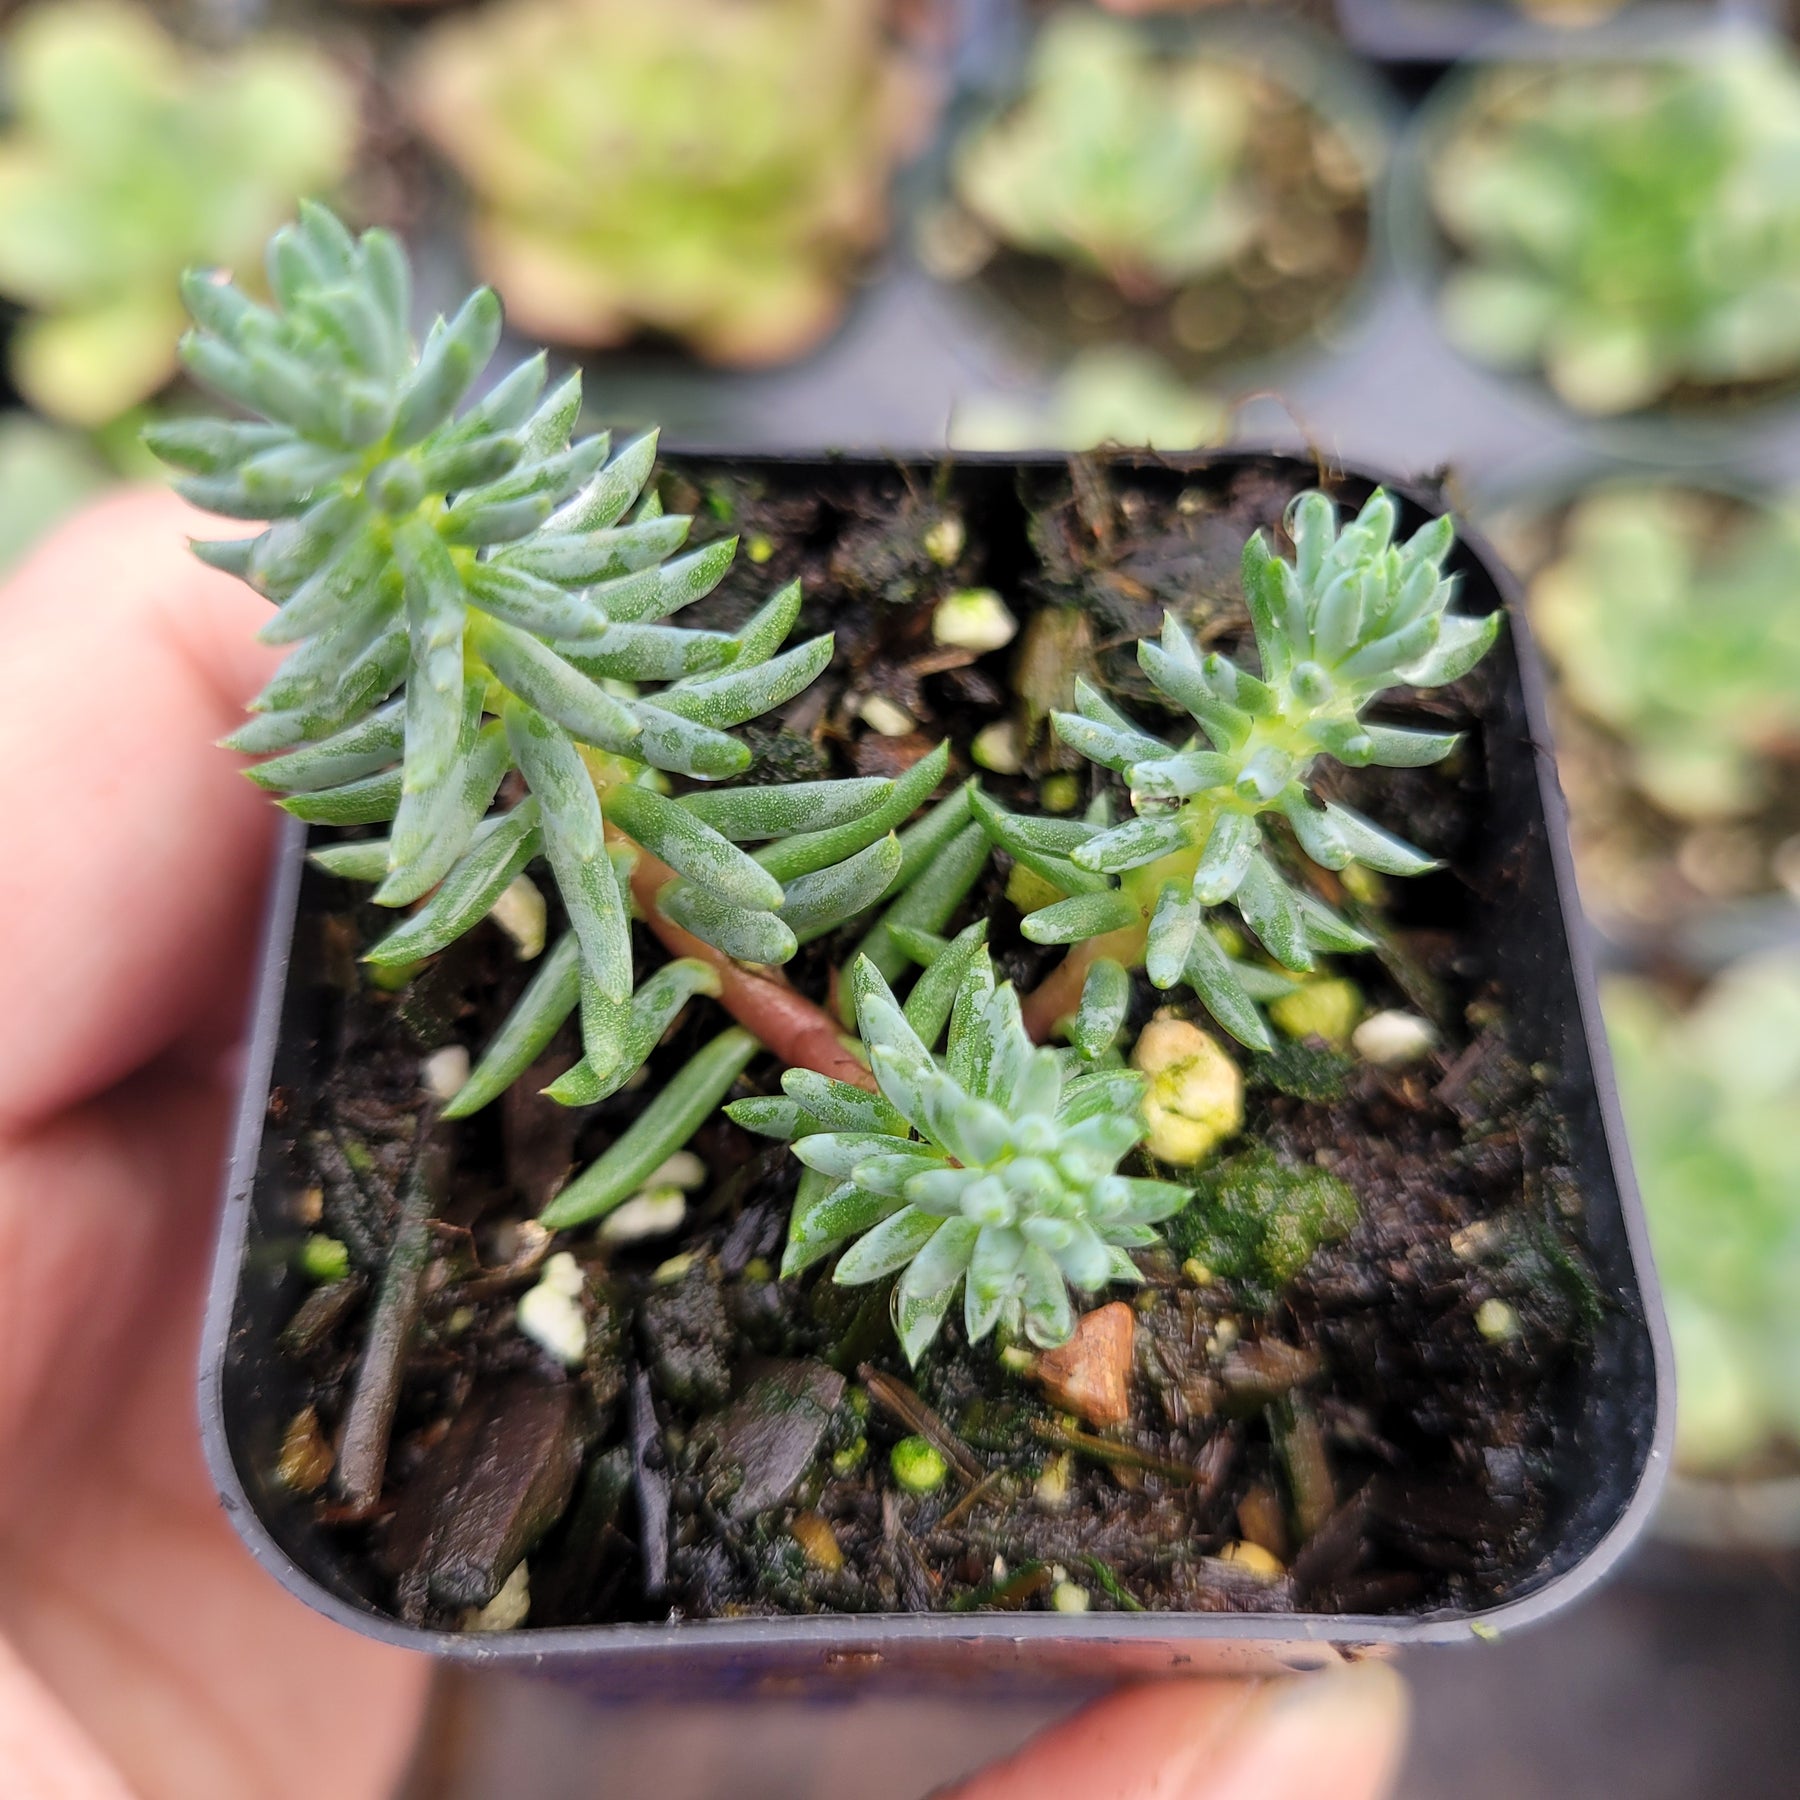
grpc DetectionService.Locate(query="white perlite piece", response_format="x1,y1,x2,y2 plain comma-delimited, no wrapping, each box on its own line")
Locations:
516,1252,587,1367
422,1045,470,1102
857,694,915,737
599,1186,688,1244
933,587,1018,654
646,1151,707,1191
463,1561,530,1632
1352,1009,1437,1068
488,873,547,960
971,719,1024,775
1476,1298,1521,1342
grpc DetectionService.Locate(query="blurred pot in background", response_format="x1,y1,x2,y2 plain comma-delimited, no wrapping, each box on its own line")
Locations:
921,8,1389,383
1487,478,1800,955
405,0,934,368
0,0,356,427
1405,42,1800,423
1602,955,1800,1544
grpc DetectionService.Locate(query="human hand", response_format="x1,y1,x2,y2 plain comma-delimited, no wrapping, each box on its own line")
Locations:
0,490,1407,1800
0,491,430,1799
946,1662,1408,1800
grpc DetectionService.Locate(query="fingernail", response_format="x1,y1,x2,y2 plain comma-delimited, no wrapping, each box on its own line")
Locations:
1195,1661,1410,1800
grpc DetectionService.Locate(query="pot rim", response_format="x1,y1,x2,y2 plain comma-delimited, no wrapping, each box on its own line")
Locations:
198,447,1675,1663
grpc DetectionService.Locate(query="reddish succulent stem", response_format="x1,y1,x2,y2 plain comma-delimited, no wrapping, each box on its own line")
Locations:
629,850,877,1092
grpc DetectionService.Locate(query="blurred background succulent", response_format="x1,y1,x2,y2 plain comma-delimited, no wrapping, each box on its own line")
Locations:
952,11,1261,302
1606,953,1800,1476
976,489,1498,1051
1427,48,1800,417
405,0,927,367
932,10,1379,375
1528,484,1800,825
0,0,355,427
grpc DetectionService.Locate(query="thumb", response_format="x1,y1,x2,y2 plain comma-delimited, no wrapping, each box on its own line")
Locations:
941,1662,1408,1800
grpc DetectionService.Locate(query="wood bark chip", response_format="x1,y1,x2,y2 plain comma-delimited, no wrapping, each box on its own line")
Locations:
1031,1302,1135,1427
335,1121,450,1509
380,1375,583,1610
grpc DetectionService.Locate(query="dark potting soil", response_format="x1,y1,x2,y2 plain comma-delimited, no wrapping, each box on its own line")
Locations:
265,455,1596,1631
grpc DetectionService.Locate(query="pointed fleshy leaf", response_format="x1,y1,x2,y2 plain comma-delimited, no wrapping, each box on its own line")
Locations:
605,781,784,912
658,879,798,965
1069,958,1130,1061
1184,925,1273,1051
677,777,891,842
441,933,582,1119
364,802,540,965
1021,888,1142,946
1234,855,1313,973
895,1217,981,1364
783,1175,904,1279
832,1206,944,1285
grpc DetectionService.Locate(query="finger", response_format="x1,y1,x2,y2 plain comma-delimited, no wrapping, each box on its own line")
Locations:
0,488,280,1134
942,1663,1408,1800
0,1635,136,1800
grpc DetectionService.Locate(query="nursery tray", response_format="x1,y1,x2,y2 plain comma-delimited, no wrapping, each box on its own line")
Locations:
199,450,1672,1696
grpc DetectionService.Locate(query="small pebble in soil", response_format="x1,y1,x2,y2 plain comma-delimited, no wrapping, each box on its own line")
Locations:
858,694,915,737
462,1560,530,1632
646,1151,707,1191
1219,1541,1285,1581
598,1186,687,1244
924,516,966,565
1031,1302,1136,1427
516,1253,587,1367
487,874,547,960
1352,1009,1437,1068
790,1512,845,1572
972,719,1025,774
1035,1451,1074,1512
1476,1298,1522,1343
422,1045,470,1102
277,1405,334,1494
299,1233,349,1283
891,1436,949,1495
1133,1014,1244,1164
933,587,1018,654
1270,978,1363,1048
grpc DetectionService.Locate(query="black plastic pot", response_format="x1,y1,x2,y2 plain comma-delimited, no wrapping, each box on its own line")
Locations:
199,450,1672,1696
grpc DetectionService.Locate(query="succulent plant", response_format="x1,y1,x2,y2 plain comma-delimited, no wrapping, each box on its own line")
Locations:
405,0,922,366
732,933,1189,1363
952,12,1259,300
976,489,1501,1050
0,0,355,426
1428,50,1800,416
1529,485,1800,821
1605,955,1800,1473
152,204,912,1110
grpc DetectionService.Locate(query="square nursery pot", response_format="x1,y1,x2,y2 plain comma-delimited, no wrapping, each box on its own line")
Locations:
200,450,1673,1698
